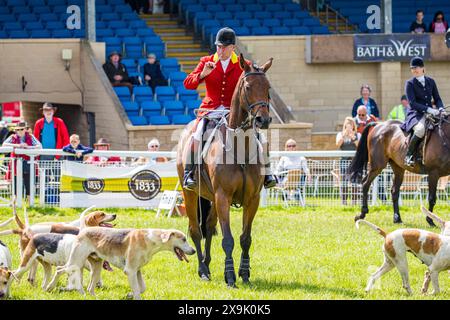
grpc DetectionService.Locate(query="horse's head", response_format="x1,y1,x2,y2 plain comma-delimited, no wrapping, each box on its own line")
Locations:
237,53,273,129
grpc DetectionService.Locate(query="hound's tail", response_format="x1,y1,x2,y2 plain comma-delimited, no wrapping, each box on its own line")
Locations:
0,217,14,229
79,205,96,231
355,220,387,238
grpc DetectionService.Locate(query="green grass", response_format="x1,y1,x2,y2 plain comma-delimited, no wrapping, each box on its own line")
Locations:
2,204,450,300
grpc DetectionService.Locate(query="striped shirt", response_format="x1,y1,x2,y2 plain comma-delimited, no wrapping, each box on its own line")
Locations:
3,133,42,147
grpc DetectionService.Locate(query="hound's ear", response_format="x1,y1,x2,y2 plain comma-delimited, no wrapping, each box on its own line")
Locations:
421,206,445,228
260,57,273,73
85,214,97,227
239,53,251,72
161,231,174,243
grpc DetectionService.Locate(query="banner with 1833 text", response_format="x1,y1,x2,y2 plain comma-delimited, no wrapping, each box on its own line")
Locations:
59,161,179,208
354,34,430,62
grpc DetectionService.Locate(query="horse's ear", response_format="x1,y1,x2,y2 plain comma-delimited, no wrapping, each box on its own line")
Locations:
260,57,273,73
239,53,250,72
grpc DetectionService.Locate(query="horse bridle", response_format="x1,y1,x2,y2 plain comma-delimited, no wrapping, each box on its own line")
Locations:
237,69,271,130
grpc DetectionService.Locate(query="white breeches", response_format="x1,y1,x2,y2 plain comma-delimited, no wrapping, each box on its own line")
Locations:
413,117,426,138
192,106,228,141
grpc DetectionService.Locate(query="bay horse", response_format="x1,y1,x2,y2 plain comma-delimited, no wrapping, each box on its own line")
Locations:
348,114,450,226
176,53,273,287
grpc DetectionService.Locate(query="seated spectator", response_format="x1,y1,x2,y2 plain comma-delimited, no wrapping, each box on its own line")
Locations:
143,53,167,91
351,84,379,119
353,105,377,134
62,134,94,162
275,139,311,186
387,95,409,121
336,117,359,205
0,121,9,144
410,9,427,33
103,51,134,94
430,11,448,34
85,138,121,165
2,121,42,197
133,138,168,165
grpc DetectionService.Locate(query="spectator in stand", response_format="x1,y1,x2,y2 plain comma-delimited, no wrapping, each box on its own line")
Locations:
151,0,165,14
3,121,42,198
276,138,311,187
133,138,168,166
103,51,134,94
351,84,379,119
85,138,121,165
33,102,69,161
143,53,167,91
62,134,94,162
410,9,427,33
353,105,377,134
387,95,409,121
336,117,359,205
430,11,448,34
0,121,9,144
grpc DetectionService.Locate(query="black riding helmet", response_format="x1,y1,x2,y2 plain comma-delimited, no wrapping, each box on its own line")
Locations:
214,27,236,46
410,56,424,68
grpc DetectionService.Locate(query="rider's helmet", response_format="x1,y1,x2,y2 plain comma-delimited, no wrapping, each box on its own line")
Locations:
214,28,236,46
410,56,425,68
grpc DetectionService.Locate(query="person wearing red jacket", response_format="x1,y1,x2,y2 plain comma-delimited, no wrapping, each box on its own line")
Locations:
33,102,70,160
182,27,276,190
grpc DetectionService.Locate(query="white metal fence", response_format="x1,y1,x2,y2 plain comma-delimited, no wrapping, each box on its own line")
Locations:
1,148,448,208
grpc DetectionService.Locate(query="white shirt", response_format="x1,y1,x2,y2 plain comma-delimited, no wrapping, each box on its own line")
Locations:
276,156,309,175
220,57,231,72
416,75,425,86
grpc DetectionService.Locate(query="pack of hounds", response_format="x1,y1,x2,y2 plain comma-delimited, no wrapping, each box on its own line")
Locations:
0,200,195,300
1,203,450,299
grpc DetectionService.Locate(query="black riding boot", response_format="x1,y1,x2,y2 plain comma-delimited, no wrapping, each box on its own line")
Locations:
183,139,199,191
404,134,422,167
262,141,277,189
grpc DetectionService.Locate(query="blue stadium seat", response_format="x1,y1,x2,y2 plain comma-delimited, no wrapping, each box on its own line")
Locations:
265,3,283,12
303,17,321,27
109,20,127,29
73,29,85,38
243,19,261,28
172,114,193,125
155,86,176,102
225,4,243,12
28,0,45,6
103,37,122,46
312,26,330,34
235,12,253,20
129,116,148,126
33,6,51,14
7,0,26,5
52,29,73,38
95,21,107,29
292,11,310,19
114,86,132,102
129,20,147,29
141,101,162,117
168,71,187,88
148,115,170,125
0,7,9,14
272,26,291,35
251,27,270,36
273,12,291,20
24,22,43,30
177,87,198,103
136,28,156,39
0,15,15,22
109,0,124,5
263,19,281,28
4,22,23,31
185,100,201,116
122,101,140,116
40,13,58,21
12,6,31,14
254,11,272,20
246,4,263,11
133,86,153,103
18,13,38,22
114,5,133,13
30,29,51,38
122,12,139,21
160,58,180,77
53,5,68,14
97,29,114,38
122,59,137,73
0,30,7,38
291,26,311,35
214,12,232,20
115,29,136,37
46,21,65,30
234,27,251,36
97,5,114,13
283,19,302,27
100,12,120,21
222,19,241,28
8,30,29,38
284,3,301,11
47,0,65,5
163,100,184,117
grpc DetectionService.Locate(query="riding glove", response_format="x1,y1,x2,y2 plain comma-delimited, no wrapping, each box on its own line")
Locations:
426,107,440,116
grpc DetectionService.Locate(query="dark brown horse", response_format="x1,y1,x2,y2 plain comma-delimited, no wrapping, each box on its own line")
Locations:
176,54,273,287
348,114,450,225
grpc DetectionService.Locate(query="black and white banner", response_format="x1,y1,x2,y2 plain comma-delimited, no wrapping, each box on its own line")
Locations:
354,34,430,62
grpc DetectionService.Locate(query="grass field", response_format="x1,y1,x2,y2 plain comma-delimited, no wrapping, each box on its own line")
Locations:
1,204,450,300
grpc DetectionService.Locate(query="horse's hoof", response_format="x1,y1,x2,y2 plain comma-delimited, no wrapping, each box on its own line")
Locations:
426,216,436,227
227,282,238,289
393,214,403,224
200,274,210,281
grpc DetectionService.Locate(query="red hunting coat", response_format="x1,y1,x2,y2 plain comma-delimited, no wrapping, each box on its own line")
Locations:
184,52,250,115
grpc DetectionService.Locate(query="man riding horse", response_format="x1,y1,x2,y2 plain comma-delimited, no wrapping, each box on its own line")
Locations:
182,27,276,190
402,56,445,167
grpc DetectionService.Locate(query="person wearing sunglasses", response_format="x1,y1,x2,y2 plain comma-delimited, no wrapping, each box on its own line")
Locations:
133,138,168,166
276,139,311,187
353,105,377,134
3,121,42,198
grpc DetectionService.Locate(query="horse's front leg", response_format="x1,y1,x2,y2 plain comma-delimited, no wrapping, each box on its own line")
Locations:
215,191,236,288
239,195,259,284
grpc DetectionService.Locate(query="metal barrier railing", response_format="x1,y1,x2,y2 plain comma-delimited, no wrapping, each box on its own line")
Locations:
0,148,448,208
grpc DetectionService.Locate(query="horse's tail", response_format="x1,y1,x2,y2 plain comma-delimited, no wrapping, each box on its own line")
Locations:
347,122,376,182
197,196,216,239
